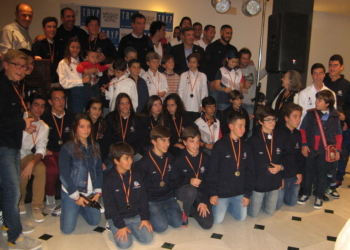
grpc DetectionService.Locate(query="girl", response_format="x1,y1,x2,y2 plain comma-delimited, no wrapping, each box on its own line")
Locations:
163,93,190,156
59,113,103,234
57,37,91,113
85,98,107,146
214,50,245,122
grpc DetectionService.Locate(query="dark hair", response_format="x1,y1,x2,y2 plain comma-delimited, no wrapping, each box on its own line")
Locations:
124,46,137,57
111,93,136,134
310,63,325,74
110,142,135,162
42,17,58,28
179,17,192,27
227,111,246,125
161,54,174,65
103,56,116,65
113,59,127,71
64,37,84,65
128,58,140,68
174,26,180,31
223,50,239,67
202,96,216,108
84,98,107,136
181,125,200,141
282,103,303,118
204,25,215,31
255,106,276,122
163,93,186,119
316,89,335,108
187,53,200,63
150,126,171,140
140,95,165,126
220,24,232,31
85,15,100,26
47,86,65,100
19,48,34,58
193,22,202,28
239,48,252,58
29,92,47,105
61,7,74,18
131,13,146,23
181,27,194,36
228,90,244,101
329,54,343,66
150,21,166,36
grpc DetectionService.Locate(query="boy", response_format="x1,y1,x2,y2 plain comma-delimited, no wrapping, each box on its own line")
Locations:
76,49,108,98
103,142,153,249
128,59,149,113
98,57,115,116
172,126,214,229
178,53,208,123
194,96,221,155
298,90,342,209
102,59,138,112
19,93,49,222
207,112,255,224
276,103,304,210
247,106,285,217
221,90,250,139
135,126,182,233
162,54,180,94
142,52,169,100
124,47,145,77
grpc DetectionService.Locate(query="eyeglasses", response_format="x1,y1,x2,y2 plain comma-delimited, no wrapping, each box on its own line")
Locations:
263,118,278,124
7,61,29,71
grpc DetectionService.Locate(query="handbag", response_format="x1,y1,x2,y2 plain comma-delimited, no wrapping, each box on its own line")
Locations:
314,110,337,162
79,193,102,210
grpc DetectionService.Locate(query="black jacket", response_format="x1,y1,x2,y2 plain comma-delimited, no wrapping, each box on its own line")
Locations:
164,115,191,156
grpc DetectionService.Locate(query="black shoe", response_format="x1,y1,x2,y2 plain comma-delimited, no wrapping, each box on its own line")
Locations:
323,194,329,202
298,188,304,198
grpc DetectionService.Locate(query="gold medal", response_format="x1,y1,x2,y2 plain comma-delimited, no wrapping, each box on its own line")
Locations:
126,203,132,210
235,171,240,177
160,181,165,187
178,138,182,143
58,140,63,145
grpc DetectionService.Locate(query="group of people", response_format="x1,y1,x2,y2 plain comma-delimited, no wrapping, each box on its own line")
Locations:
1,3,350,250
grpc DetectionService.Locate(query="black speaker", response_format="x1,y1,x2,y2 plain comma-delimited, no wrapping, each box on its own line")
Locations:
266,12,309,73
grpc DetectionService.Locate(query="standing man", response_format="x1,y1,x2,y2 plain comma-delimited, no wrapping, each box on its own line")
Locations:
0,3,33,56
149,20,167,60
192,22,203,42
0,49,41,250
205,25,237,102
168,17,192,47
118,13,154,71
195,25,216,51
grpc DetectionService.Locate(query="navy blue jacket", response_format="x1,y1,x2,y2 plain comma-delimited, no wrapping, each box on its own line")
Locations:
129,75,149,114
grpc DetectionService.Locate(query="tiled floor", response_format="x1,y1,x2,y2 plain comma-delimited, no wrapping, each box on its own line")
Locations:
1,176,350,250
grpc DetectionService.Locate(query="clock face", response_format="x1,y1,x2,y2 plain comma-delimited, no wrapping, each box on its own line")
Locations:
242,0,261,16
214,0,231,13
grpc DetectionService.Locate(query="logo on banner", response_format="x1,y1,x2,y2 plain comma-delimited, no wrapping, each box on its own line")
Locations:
80,6,101,26
101,27,120,48
120,9,139,28
157,13,173,32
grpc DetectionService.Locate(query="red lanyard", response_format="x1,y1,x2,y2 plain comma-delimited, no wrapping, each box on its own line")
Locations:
185,153,202,179
118,169,132,207
261,130,273,162
188,71,199,93
149,150,168,182
230,137,241,170
120,115,130,141
47,40,55,62
278,90,293,110
88,35,98,51
32,126,40,145
101,78,126,91
51,113,64,141
172,117,183,139
206,118,215,143
12,83,27,113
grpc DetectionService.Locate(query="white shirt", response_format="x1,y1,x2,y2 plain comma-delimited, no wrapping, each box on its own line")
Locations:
178,70,208,112
194,38,208,50
57,57,84,89
142,70,169,101
20,119,49,159
105,74,138,112
153,41,163,60
169,37,182,47
0,21,32,55
194,116,221,144
299,83,337,121
219,67,243,91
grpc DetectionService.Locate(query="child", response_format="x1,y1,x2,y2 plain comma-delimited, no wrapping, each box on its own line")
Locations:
298,90,342,209
103,142,153,249
102,59,138,112
276,103,304,210
76,49,108,98
135,126,182,233
142,52,169,100
124,46,145,76
247,106,286,217
194,96,222,156
178,53,208,123
221,90,250,139
162,54,180,94
128,59,149,114
173,126,214,229
207,112,255,224
59,113,102,234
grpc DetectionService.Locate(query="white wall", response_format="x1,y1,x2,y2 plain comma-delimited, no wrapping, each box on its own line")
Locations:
1,0,349,93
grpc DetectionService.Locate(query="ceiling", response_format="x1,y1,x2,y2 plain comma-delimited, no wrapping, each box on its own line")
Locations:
314,0,350,17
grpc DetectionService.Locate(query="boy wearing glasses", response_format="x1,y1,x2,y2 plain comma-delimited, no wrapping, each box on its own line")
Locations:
247,106,286,217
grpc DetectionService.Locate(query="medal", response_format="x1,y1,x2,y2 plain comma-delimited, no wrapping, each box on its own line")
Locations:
235,171,240,176
58,140,63,145
261,130,274,168
185,153,203,179
160,181,165,187
188,71,199,100
267,163,274,168
52,112,65,146
267,134,272,140
230,137,241,177
178,138,182,143
126,203,132,210
120,115,130,142
149,151,169,188
172,117,183,144
190,94,194,98
118,170,132,211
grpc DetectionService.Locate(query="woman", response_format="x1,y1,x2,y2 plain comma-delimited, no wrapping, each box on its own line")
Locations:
270,70,302,126
163,93,190,156
57,37,91,113
59,113,102,234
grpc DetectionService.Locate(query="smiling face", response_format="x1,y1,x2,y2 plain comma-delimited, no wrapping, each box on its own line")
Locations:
61,9,76,31
114,154,133,173
43,21,57,40
16,4,33,28
203,27,216,42
240,53,251,68
86,20,100,36
118,97,131,117
76,118,91,141
152,137,170,155
220,28,232,44
129,62,141,77
88,102,102,122
312,67,325,85
131,17,146,37
69,42,80,59
183,135,200,156
193,24,202,39
227,57,239,69
29,98,46,120
328,60,344,79
182,30,195,46
4,58,28,81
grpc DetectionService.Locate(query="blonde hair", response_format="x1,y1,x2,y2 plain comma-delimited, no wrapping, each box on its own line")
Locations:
4,49,28,63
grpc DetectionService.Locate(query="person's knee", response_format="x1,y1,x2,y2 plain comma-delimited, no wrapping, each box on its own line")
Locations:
60,224,75,234
153,223,168,233
116,239,132,249
139,232,153,244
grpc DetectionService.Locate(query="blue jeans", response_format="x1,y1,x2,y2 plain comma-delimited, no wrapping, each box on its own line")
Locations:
337,128,350,182
60,190,101,234
248,190,279,217
67,86,89,113
148,197,182,233
212,195,247,224
276,177,299,210
108,215,153,249
0,147,21,243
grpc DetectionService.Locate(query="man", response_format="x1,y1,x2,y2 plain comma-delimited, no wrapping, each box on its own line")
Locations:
19,93,49,223
0,49,41,250
195,25,216,50
192,22,203,42
168,17,192,47
41,87,75,214
32,16,59,82
173,26,181,38
205,25,237,101
118,13,154,71
0,3,33,56
149,20,167,59
169,27,205,75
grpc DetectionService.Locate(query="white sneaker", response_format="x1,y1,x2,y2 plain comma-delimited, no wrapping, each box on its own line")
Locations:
19,202,26,215
2,224,34,237
51,204,61,217
33,208,44,223
46,195,56,210
8,234,42,250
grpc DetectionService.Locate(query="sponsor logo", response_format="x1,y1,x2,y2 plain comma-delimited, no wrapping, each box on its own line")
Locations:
276,148,281,154
133,181,141,188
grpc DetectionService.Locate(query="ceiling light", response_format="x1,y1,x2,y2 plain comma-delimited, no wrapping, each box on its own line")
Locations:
242,0,261,16
212,0,231,13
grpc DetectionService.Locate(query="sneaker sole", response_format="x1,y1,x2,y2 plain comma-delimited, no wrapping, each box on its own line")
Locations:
2,232,7,236
313,206,322,209
19,211,26,215
22,228,35,234
297,201,307,205
9,243,42,250
330,195,340,199
34,218,44,223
